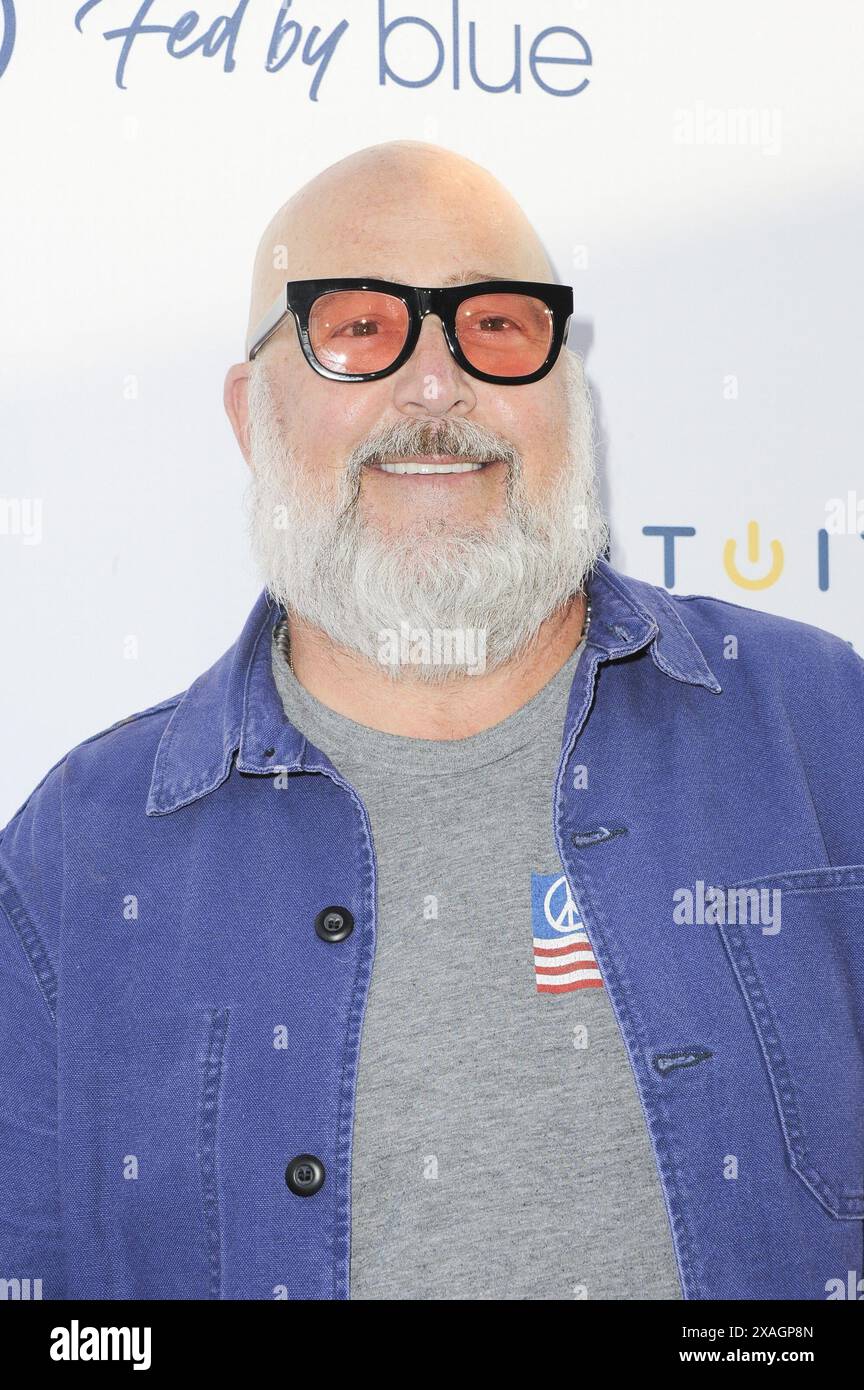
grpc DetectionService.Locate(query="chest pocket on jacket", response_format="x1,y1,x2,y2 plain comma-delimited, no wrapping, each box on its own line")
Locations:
716,866,864,1220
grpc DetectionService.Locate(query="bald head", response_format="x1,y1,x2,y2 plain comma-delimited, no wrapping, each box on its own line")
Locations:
246,141,555,342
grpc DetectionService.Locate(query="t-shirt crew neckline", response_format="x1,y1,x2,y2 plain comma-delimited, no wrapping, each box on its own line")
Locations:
270,633,586,775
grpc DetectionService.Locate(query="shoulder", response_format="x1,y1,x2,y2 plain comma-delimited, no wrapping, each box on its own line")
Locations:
664,585,864,685
2,692,184,833
0,693,185,947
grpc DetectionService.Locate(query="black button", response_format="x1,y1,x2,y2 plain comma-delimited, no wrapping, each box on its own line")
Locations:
314,906,354,943
285,1153,325,1196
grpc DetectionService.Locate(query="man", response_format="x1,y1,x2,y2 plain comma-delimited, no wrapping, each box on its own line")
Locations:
1,142,862,1303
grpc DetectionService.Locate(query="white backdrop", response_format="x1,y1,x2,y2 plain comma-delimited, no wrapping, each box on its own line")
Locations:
2,0,863,822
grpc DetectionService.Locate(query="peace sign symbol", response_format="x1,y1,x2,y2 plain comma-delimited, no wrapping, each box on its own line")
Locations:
543,874,580,933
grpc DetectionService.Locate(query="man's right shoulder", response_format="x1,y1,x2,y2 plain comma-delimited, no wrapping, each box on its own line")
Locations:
0,690,188,946
2,691,186,834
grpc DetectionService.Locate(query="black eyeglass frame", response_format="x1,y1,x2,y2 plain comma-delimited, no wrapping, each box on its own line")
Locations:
246,277,574,385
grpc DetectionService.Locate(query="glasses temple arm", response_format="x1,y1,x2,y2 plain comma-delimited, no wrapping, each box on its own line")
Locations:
246,293,291,361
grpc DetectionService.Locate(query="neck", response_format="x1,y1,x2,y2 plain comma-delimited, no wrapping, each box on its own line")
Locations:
278,592,589,739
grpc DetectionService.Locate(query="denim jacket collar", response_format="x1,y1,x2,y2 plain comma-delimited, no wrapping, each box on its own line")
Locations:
145,556,722,817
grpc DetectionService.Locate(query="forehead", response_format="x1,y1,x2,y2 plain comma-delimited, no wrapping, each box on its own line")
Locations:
249,166,552,330
320,269,535,287
283,230,543,279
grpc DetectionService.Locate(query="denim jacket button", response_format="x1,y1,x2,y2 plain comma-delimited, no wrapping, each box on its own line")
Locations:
314,906,355,942
285,1154,326,1197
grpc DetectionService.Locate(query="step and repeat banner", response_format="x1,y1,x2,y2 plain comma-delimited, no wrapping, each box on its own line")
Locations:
1,0,862,818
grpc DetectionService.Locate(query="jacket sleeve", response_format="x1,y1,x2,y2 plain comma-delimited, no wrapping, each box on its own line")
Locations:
0,771,67,1300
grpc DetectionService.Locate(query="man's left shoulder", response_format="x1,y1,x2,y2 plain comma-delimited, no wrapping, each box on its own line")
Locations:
665,585,864,688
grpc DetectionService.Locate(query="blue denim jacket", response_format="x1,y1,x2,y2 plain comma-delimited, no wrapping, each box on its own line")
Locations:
1,556,862,1301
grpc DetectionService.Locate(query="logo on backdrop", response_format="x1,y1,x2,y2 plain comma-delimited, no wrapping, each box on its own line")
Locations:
0,3,593,99
0,0,15,80
530,871,603,995
644,516,864,601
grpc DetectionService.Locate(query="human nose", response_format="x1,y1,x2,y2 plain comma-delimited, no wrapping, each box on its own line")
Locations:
390,313,477,416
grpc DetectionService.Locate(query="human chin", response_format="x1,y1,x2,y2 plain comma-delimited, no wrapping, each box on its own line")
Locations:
355,459,517,543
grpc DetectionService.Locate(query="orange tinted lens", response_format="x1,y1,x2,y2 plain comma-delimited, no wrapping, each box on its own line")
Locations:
456,293,554,376
308,291,410,375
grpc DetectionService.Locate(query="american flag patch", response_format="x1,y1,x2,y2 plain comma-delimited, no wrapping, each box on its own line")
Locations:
531,872,603,994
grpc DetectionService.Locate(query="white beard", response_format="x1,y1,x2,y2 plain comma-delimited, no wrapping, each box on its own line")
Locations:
244,349,609,683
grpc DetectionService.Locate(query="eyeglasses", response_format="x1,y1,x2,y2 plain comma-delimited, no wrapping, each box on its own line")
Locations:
246,277,574,385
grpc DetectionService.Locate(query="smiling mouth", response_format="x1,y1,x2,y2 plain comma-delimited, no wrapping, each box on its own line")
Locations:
366,454,499,476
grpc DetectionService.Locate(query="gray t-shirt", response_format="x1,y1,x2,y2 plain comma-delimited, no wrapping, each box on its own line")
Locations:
271,634,682,1301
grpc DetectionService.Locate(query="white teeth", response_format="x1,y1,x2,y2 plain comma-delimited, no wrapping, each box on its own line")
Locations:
374,460,488,475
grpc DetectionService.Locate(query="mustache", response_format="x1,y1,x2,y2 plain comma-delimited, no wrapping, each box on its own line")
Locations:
345,416,522,477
